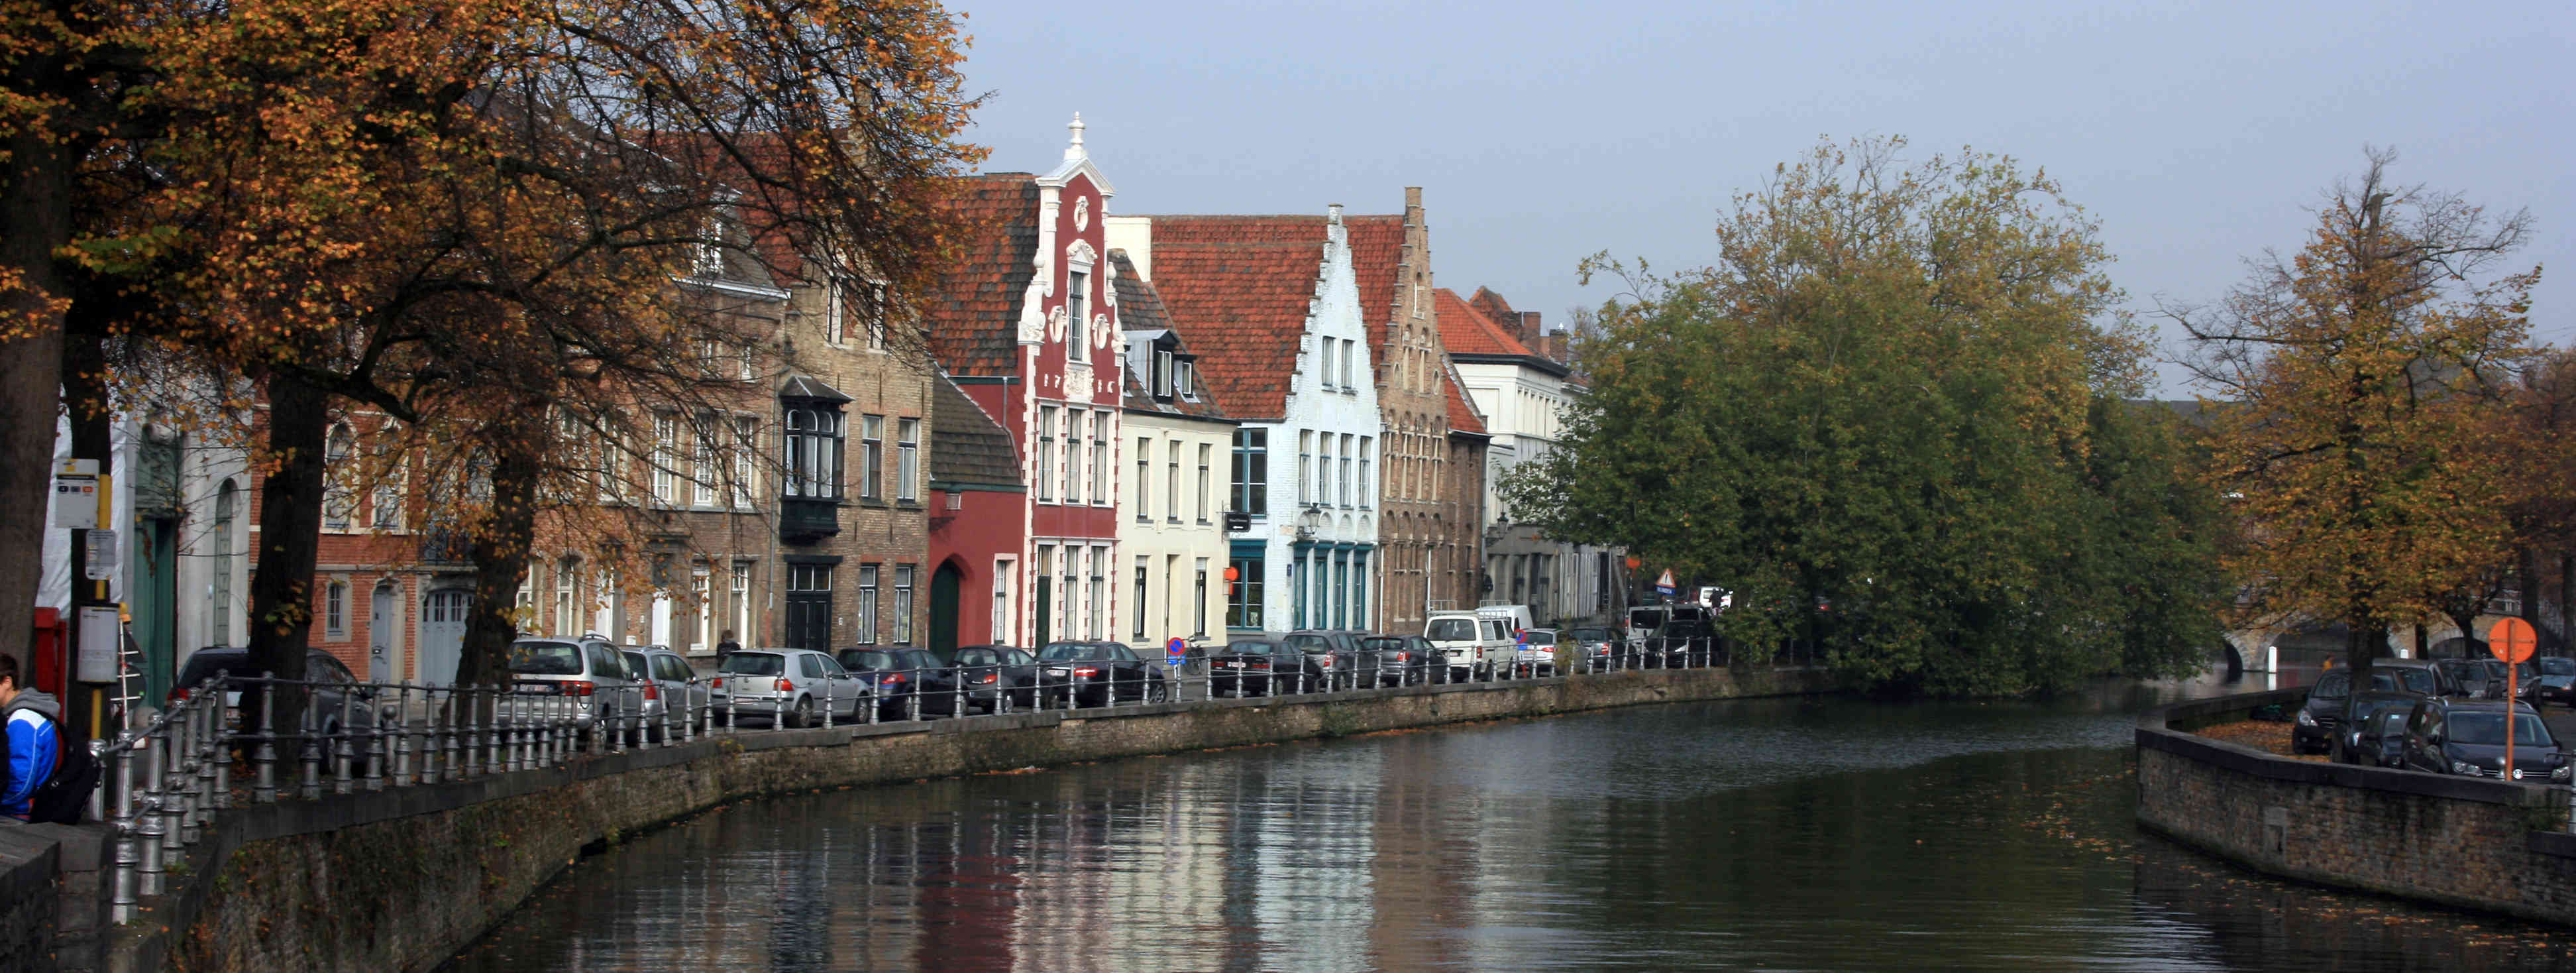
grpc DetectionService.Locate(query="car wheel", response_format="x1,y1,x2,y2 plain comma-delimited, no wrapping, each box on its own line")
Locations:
1148,679,1169,704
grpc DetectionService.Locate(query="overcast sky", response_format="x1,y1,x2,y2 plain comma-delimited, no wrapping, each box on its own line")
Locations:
949,1,2572,394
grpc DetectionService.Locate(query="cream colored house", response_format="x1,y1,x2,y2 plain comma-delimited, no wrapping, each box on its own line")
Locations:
1111,251,1235,655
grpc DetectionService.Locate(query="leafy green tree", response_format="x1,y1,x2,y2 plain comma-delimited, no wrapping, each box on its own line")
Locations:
1504,137,2221,695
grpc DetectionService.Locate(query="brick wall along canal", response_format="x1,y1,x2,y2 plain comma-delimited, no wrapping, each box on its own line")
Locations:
445,681,2576,972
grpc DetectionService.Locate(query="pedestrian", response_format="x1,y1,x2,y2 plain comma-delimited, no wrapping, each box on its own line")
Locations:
716,630,741,662
0,653,62,823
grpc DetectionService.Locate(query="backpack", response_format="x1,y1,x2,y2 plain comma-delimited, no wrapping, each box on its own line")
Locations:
19,712,97,825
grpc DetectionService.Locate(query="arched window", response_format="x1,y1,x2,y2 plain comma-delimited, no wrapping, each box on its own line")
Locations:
782,407,844,499
322,424,356,531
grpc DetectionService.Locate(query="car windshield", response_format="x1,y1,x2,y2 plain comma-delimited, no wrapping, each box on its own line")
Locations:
1038,643,1108,661
508,642,584,675
622,652,650,676
1567,628,1613,642
1283,635,1331,652
718,653,786,677
1426,619,1477,642
2373,667,2436,695
2447,711,2555,747
2351,697,2412,721
1523,632,1557,645
2543,658,2576,676
2310,671,2350,699
2377,711,2410,736
1226,642,1275,655
1360,638,1403,651
176,652,248,685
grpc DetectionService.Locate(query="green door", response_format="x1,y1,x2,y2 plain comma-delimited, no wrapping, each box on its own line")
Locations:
929,563,963,654
133,518,180,701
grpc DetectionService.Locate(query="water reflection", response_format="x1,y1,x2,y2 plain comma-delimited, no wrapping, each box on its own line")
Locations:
451,672,2567,973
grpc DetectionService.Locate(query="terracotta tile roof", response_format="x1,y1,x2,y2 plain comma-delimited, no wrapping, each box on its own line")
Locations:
1434,288,1535,357
1110,251,1230,421
1130,215,1331,420
1443,361,1487,435
920,174,1041,377
1344,214,1405,350
929,373,1020,488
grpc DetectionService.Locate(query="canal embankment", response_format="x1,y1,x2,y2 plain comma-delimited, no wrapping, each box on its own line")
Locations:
110,664,1831,973
2137,689,2576,927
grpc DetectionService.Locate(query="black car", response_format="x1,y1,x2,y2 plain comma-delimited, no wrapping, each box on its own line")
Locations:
1036,641,1169,707
1643,613,1715,667
1208,640,1318,697
2292,669,2357,754
2331,691,2426,765
2400,697,2573,782
2349,706,2414,768
2534,656,2576,707
2365,658,2463,699
1357,635,1436,687
1281,631,1379,690
173,647,388,748
2435,659,2495,699
838,647,962,720
941,644,1040,714
2479,659,2538,704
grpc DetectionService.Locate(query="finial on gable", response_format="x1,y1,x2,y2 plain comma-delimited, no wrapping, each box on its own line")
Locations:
1065,113,1087,162
1327,203,1343,225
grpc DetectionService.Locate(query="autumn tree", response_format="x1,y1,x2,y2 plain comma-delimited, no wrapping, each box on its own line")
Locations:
2172,148,2538,675
1505,137,2224,696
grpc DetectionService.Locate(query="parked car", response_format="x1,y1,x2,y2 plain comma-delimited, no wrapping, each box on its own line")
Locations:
172,647,388,753
625,646,705,739
1036,641,1169,707
1642,610,1716,668
941,644,1040,714
1356,634,1436,687
2350,707,2414,768
1625,605,1669,657
710,648,870,728
2479,659,2538,703
837,648,962,720
1208,640,1316,697
1425,611,1509,681
2365,658,2463,699
2435,659,2495,699
1563,626,1621,671
619,648,673,738
1477,604,1535,640
1513,628,1559,677
1212,639,1311,696
507,636,637,739
2331,691,2425,765
2535,656,2576,707
2292,669,2355,754
2400,697,2573,781
1281,631,1378,690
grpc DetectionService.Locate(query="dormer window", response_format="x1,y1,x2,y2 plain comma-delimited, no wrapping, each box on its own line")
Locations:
1177,359,1197,400
1153,349,1175,400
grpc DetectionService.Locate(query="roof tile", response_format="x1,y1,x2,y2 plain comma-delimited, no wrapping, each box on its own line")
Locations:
920,175,1041,377
1128,216,1330,420
1434,287,1536,357
929,373,1020,487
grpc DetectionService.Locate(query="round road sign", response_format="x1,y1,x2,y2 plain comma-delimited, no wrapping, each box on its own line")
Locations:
2490,617,2538,664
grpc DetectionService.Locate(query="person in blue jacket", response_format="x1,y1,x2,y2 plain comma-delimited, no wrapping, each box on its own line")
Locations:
0,653,62,822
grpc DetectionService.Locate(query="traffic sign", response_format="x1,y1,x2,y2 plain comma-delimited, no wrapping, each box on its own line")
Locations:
1166,636,1189,667
2491,618,2537,663
1654,569,1676,597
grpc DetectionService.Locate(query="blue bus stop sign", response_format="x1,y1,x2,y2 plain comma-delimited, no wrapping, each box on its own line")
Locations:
1167,637,1189,667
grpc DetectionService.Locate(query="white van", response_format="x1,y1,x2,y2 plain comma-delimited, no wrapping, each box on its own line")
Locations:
1425,611,1512,681
1477,604,1534,638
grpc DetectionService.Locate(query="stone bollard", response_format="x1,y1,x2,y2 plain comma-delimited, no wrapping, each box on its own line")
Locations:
334,687,356,795
297,694,323,801
109,738,139,925
253,674,279,803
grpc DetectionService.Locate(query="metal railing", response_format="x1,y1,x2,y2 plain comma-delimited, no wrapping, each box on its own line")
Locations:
89,634,1814,925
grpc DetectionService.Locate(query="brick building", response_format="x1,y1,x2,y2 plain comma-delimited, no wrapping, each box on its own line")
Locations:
1347,188,1475,631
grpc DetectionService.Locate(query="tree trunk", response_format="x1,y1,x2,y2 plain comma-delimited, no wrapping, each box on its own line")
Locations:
2414,622,2428,659
2520,545,2542,628
244,371,330,733
457,441,540,689
0,129,72,676
2561,551,2573,656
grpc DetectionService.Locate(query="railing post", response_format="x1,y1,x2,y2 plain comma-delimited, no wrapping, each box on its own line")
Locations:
392,683,414,786
134,728,165,896
297,689,323,801
334,687,356,796
822,678,835,730
166,699,198,849
253,674,278,803
442,688,464,781
109,737,138,924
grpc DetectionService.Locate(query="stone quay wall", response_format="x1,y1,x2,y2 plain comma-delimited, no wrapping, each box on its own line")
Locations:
111,665,1832,973
2137,689,2576,927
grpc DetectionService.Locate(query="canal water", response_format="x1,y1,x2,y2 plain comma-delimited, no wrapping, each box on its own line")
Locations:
444,673,2576,972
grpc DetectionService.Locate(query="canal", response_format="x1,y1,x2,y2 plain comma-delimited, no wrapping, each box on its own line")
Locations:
443,673,2576,971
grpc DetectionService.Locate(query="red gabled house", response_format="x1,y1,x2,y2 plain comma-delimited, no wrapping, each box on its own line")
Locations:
923,117,1126,649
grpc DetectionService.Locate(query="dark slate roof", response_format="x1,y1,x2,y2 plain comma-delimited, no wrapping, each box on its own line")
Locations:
929,374,1021,490
778,374,850,403
921,174,1042,378
1136,215,1330,420
1111,251,1232,422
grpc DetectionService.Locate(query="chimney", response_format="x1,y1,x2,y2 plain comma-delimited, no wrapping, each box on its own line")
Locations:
1518,311,1542,348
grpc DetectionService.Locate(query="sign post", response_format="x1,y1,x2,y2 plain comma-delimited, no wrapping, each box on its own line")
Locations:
2492,618,2538,779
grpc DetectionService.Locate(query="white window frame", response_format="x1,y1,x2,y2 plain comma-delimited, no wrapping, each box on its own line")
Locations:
896,418,919,502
